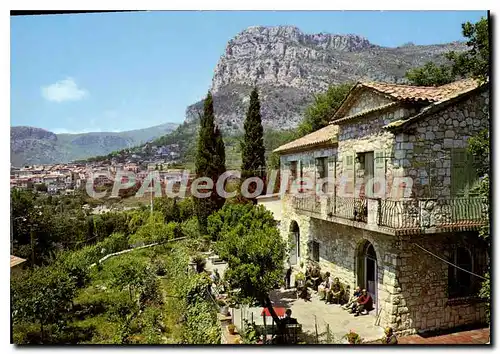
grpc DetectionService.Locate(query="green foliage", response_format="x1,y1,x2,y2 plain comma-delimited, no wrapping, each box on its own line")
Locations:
468,124,490,324
110,258,146,301
211,203,285,304
406,17,489,86
241,88,266,184
138,271,163,309
11,265,77,335
181,216,201,239
479,272,490,323
194,92,226,232
468,129,490,178
178,197,195,221
405,62,455,86
139,307,165,344
297,83,353,137
183,301,221,344
153,197,182,223
446,17,489,81
241,319,259,344
265,129,298,170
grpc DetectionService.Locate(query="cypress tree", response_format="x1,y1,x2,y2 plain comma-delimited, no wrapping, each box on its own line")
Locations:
241,88,266,200
194,92,226,231
213,125,226,210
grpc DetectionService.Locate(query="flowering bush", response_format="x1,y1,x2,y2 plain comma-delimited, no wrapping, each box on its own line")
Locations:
343,330,362,344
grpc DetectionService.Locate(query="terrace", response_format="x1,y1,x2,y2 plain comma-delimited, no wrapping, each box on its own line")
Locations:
291,194,488,235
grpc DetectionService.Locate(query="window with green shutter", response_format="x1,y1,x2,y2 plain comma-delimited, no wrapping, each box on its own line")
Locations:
342,152,355,194
344,153,354,170
451,148,478,197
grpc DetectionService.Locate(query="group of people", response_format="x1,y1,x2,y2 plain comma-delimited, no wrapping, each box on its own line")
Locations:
316,273,373,316
342,286,374,316
318,273,345,304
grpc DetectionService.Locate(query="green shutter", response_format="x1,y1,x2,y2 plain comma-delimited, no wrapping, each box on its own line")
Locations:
344,152,354,171
343,152,355,194
452,149,480,196
451,149,467,197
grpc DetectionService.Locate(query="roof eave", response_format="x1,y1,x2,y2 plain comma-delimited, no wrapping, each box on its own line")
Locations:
273,140,338,155
384,84,488,133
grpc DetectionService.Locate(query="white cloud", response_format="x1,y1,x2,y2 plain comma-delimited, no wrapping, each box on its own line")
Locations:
41,77,88,102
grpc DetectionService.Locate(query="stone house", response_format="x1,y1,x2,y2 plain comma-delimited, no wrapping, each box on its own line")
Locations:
272,78,490,335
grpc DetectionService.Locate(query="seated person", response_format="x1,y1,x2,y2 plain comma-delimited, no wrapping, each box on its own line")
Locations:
282,309,299,344
351,289,373,316
282,309,299,325
317,272,333,301
327,278,344,304
310,264,322,290
342,286,361,311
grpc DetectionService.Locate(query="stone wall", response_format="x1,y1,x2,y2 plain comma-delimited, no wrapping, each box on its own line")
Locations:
279,204,488,334
394,232,488,334
393,89,489,198
256,194,282,221
337,105,414,197
309,218,398,292
280,195,312,268
280,147,337,193
344,89,394,117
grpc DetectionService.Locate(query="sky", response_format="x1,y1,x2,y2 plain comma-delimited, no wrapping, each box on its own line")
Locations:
10,10,487,134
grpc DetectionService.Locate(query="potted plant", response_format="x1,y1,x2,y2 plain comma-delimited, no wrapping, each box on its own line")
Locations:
228,324,237,335
192,254,206,273
217,299,230,316
343,330,362,344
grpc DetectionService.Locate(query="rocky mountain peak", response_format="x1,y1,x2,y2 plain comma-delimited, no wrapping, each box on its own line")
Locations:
202,25,467,132
213,26,382,93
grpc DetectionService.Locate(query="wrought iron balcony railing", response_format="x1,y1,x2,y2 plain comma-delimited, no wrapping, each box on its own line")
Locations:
292,192,488,231
378,197,488,230
327,196,368,223
292,194,321,214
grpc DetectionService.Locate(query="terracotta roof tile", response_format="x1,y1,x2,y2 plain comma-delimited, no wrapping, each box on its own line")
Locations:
10,255,26,268
384,81,488,131
273,124,338,153
360,78,480,103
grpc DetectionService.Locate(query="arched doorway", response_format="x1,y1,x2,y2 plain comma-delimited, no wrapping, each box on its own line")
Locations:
289,221,300,266
357,240,378,307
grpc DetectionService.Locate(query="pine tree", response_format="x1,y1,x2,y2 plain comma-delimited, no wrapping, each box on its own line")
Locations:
241,88,266,200
194,92,226,232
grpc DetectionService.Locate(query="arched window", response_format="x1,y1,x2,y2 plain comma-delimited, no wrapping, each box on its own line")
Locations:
448,246,473,298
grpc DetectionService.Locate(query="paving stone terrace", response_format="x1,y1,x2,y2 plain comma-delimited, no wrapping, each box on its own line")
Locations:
232,287,385,344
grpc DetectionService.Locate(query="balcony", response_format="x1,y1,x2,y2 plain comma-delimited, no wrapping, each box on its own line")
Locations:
378,198,488,232
291,193,488,235
292,194,321,215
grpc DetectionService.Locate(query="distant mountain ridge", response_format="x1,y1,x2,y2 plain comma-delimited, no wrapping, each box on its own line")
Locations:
185,25,467,132
10,123,179,166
